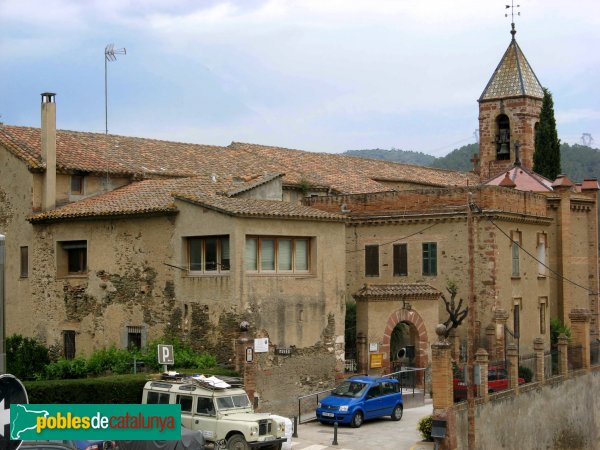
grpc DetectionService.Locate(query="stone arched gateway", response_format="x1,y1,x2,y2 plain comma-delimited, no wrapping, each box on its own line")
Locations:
353,283,440,375
381,309,429,373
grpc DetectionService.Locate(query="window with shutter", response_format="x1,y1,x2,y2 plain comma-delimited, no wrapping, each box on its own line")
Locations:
365,245,379,277
393,243,407,276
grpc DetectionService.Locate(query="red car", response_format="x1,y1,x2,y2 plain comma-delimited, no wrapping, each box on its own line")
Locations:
453,366,525,402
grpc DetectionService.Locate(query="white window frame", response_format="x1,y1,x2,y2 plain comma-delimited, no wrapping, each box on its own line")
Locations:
245,236,310,274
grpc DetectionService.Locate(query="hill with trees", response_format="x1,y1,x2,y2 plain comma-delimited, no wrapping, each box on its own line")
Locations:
344,142,600,183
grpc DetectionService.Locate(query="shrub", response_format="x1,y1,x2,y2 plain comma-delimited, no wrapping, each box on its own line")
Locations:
519,366,533,383
418,415,433,441
6,334,50,380
44,357,88,380
550,319,571,345
24,374,148,403
86,346,132,375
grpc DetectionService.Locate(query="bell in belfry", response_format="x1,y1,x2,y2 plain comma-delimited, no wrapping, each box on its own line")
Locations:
496,129,510,159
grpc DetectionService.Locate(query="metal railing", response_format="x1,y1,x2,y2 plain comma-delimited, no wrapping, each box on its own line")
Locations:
297,387,334,424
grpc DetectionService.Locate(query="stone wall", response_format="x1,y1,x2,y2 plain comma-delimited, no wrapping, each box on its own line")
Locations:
455,369,600,450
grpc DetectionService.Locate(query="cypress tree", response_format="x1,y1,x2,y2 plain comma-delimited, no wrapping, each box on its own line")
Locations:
533,88,561,180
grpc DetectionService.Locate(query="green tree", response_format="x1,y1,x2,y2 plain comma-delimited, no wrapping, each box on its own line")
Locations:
533,88,561,180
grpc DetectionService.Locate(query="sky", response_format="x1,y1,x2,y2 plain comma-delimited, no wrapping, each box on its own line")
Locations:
1,0,599,157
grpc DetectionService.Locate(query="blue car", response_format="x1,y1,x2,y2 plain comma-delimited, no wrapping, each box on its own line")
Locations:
315,376,403,428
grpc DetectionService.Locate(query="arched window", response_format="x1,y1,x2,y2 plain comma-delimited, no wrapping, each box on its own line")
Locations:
496,114,510,160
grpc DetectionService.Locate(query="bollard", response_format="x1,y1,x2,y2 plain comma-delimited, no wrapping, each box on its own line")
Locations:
292,416,298,438
332,421,338,446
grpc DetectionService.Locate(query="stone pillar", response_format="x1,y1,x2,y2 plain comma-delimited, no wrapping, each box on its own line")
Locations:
485,324,496,358
449,329,460,361
431,325,456,450
357,332,368,375
432,341,453,410
507,343,519,394
533,337,545,383
475,348,489,402
236,323,256,402
569,308,591,370
494,309,509,361
558,334,569,377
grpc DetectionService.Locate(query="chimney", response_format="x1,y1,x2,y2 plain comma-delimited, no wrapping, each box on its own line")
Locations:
41,93,56,210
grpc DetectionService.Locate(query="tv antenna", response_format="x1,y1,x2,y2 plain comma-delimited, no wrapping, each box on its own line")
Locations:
104,44,126,134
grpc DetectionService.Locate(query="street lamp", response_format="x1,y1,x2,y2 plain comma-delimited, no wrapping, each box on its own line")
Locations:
104,44,126,134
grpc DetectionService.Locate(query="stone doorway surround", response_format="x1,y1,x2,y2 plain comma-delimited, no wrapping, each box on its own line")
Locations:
353,283,441,374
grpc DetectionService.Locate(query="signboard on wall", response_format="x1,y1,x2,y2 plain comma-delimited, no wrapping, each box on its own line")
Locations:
369,342,378,352
369,353,384,369
254,338,269,353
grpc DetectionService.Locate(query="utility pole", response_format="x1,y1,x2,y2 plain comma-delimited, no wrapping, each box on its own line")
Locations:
467,192,476,450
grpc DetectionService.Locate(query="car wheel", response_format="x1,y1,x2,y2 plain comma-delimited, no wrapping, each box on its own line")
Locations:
391,404,403,421
351,411,363,428
319,420,329,425
227,434,250,450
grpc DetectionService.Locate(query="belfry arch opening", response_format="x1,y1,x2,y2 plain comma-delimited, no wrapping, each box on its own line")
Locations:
496,114,511,160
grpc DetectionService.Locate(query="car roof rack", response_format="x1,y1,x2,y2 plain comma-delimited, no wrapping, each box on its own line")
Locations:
159,373,244,390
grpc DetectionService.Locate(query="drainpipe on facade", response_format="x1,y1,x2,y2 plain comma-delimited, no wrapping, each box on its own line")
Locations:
41,92,57,211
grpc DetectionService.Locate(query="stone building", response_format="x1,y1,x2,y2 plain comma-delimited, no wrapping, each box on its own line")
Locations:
0,25,598,412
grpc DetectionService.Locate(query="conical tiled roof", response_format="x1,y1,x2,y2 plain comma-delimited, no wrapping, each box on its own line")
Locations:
479,33,543,101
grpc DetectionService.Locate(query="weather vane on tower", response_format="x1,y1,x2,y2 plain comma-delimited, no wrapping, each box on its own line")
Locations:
505,1,520,37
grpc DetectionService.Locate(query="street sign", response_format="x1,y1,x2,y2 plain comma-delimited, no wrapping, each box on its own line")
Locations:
157,344,174,365
0,373,28,450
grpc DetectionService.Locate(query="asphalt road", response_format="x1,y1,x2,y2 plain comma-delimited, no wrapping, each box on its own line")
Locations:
288,398,434,450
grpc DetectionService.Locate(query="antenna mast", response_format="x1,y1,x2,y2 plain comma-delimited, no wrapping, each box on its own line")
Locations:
104,44,126,135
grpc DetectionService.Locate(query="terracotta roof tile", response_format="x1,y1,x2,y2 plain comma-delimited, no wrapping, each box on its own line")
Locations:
353,283,440,299
485,165,552,192
28,175,343,223
0,125,478,195
174,192,344,221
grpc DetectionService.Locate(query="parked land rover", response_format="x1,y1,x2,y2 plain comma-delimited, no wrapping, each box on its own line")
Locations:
142,375,286,450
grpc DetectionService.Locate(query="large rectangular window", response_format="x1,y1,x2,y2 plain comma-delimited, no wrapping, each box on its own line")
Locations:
187,236,230,274
422,242,437,276
365,245,379,277
20,246,28,278
245,237,310,273
393,244,407,276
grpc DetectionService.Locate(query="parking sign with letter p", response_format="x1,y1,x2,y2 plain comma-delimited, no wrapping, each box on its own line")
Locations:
157,344,174,365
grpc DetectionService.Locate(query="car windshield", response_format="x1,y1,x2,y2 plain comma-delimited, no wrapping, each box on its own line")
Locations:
216,394,251,410
332,381,368,397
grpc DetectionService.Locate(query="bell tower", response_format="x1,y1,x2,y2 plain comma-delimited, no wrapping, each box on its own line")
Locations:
478,23,544,179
